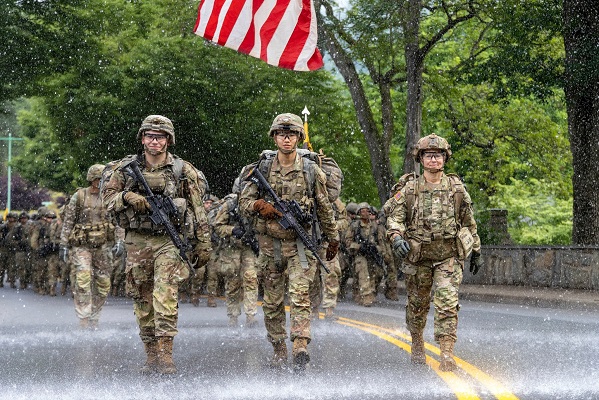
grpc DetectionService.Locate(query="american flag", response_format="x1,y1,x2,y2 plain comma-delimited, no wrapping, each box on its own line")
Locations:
194,0,324,71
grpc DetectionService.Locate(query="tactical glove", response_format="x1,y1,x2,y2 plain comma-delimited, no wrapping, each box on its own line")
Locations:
325,240,340,261
392,236,410,259
253,199,282,220
112,240,125,258
232,226,245,239
59,245,69,263
123,191,150,213
470,251,483,275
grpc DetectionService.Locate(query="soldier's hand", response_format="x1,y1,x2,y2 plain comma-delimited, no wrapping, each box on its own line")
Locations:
470,251,483,275
112,240,125,257
392,236,410,259
253,199,282,219
59,245,69,263
325,240,339,261
123,191,150,213
231,226,245,239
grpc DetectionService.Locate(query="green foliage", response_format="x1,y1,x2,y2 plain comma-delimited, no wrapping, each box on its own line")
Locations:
489,178,572,244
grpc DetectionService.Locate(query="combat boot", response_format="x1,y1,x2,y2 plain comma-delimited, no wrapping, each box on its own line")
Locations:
110,286,118,297
79,318,90,329
385,287,399,301
60,283,67,296
228,316,238,327
207,295,217,307
410,331,426,365
156,337,177,374
324,308,337,320
89,320,99,330
246,314,257,328
190,294,200,307
49,283,57,296
439,337,457,372
179,292,188,303
10,281,16,289
292,338,310,371
270,340,287,368
140,339,159,374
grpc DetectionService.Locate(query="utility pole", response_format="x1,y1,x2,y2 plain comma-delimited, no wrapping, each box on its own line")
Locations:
0,131,23,215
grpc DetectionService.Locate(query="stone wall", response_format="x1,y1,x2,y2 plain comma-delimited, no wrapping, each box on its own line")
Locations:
463,245,599,290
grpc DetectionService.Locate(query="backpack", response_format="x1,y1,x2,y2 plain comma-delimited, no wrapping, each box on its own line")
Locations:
238,149,343,202
388,172,465,224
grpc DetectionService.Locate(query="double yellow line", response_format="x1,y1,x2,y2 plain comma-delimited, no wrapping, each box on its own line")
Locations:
324,314,520,400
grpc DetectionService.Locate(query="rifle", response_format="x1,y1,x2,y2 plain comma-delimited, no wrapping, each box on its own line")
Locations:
229,208,260,256
245,166,329,273
122,159,195,276
355,231,387,272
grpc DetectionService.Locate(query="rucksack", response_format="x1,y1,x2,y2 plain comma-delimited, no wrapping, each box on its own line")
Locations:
388,172,465,224
238,149,343,202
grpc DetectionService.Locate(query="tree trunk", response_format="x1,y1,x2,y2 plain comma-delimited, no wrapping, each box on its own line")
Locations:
318,19,395,204
403,0,423,175
563,0,599,244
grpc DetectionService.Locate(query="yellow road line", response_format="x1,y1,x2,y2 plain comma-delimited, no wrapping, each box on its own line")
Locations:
334,315,519,400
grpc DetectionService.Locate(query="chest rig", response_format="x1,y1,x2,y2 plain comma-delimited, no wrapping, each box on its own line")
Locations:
118,155,186,232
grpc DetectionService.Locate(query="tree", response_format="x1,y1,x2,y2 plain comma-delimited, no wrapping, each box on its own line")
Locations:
563,0,599,244
0,173,50,211
317,0,486,203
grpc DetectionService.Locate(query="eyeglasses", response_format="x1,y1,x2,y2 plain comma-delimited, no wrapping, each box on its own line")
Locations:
422,152,444,161
144,133,168,142
274,131,299,140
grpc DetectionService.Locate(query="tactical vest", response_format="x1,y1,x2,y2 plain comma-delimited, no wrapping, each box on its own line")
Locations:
255,153,317,241
115,154,189,233
68,187,115,247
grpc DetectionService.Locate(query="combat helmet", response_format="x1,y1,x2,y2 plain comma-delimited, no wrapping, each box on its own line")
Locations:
412,133,452,163
269,113,305,142
7,212,19,220
346,202,359,215
19,212,30,220
86,163,105,182
357,202,370,213
137,115,175,145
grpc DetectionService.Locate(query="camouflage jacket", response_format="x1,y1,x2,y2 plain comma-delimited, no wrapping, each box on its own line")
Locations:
102,153,210,249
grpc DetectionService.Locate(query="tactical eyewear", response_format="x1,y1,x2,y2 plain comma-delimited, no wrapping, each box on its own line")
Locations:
422,152,444,160
274,131,300,140
144,133,168,142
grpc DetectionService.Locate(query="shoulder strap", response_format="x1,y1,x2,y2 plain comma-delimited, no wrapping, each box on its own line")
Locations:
172,155,184,181
447,174,465,224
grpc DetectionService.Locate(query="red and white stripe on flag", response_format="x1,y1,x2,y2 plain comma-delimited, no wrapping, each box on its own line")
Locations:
194,0,324,71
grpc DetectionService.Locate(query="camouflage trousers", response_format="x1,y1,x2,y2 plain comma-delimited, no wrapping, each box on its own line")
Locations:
258,250,317,343
206,251,224,297
309,250,341,310
15,251,30,288
219,245,258,318
125,231,189,341
33,253,60,293
71,245,113,322
354,255,383,304
404,256,463,342
4,251,16,284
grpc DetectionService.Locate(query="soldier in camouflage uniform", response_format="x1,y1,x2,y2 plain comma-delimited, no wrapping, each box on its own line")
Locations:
375,210,398,301
204,194,224,307
8,212,33,289
338,202,357,300
239,113,339,370
213,193,259,327
345,203,387,307
60,164,121,327
0,212,19,288
30,208,57,295
385,133,483,372
309,198,349,320
102,115,211,375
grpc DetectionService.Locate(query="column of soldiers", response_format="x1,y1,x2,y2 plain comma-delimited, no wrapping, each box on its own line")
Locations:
1,114,484,375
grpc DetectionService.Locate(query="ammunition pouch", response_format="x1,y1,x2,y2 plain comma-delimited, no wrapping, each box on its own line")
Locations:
68,221,115,247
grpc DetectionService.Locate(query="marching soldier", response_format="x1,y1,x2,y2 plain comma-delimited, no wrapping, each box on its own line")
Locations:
102,115,211,374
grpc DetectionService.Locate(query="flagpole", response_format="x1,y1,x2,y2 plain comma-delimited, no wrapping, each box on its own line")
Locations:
302,106,313,152
1,131,23,216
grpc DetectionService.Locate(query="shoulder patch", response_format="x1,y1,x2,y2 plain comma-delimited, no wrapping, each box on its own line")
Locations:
394,191,402,200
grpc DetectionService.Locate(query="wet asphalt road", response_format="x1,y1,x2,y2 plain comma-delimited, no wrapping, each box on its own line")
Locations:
1,286,598,400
